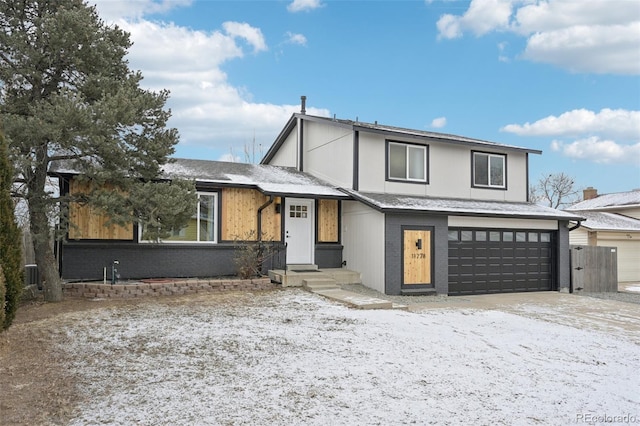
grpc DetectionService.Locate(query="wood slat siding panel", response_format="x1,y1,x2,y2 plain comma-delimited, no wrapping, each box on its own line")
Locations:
403,229,431,284
570,245,618,292
221,188,281,241
317,199,339,242
68,179,133,240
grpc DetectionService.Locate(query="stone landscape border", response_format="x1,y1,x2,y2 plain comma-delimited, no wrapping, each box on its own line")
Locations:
62,277,274,299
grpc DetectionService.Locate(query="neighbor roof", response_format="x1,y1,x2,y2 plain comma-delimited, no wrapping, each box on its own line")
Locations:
262,113,542,164
567,189,640,211
346,190,584,221
568,211,640,232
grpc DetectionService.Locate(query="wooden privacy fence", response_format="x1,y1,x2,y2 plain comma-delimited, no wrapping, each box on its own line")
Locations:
570,245,618,293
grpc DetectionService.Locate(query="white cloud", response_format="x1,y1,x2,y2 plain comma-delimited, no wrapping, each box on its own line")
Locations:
285,32,308,46
504,108,640,165
92,0,192,20
436,0,514,40
430,117,447,128
551,137,640,165
287,0,323,13
435,0,640,75
222,22,267,53
92,11,328,157
501,108,640,140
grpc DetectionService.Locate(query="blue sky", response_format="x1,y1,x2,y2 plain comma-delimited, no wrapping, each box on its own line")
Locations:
92,0,640,195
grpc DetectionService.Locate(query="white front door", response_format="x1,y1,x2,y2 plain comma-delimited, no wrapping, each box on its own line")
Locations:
285,198,314,264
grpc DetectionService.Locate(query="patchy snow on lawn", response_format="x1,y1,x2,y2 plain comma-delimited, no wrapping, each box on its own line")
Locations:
626,286,640,293
58,290,639,425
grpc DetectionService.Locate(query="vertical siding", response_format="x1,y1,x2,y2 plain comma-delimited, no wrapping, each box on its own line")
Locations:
342,201,385,293
317,199,339,242
221,188,281,241
68,179,133,240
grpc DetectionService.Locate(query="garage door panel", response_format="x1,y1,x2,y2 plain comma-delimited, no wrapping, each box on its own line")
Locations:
449,228,554,295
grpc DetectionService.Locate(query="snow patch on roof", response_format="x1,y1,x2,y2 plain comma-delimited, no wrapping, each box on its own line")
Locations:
568,189,640,211
350,191,582,220
569,211,640,232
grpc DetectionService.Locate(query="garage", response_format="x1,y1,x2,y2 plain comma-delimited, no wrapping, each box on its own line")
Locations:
448,228,554,296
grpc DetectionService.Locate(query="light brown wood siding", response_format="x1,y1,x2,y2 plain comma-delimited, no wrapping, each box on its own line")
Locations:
221,188,281,241
403,229,432,285
317,199,339,242
68,179,133,240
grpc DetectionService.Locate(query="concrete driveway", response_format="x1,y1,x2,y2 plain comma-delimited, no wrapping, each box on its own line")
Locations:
409,291,640,344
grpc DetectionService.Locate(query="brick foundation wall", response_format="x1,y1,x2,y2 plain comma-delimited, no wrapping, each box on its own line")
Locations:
62,277,275,299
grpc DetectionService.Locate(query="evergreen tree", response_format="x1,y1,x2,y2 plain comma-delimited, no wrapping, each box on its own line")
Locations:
0,1,196,301
0,130,23,329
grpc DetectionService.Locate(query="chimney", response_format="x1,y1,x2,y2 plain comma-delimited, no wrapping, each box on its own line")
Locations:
300,96,306,114
583,187,598,200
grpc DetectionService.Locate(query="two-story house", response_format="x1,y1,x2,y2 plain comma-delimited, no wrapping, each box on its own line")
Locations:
51,103,582,296
262,107,581,296
566,188,640,283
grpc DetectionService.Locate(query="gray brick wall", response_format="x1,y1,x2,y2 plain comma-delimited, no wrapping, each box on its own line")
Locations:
60,242,286,281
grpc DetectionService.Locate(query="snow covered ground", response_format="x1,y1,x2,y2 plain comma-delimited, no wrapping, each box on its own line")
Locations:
57,290,639,425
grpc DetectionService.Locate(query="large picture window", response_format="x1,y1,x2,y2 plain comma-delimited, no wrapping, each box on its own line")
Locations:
388,141,427,182
142,192,217,243
473,152,506,189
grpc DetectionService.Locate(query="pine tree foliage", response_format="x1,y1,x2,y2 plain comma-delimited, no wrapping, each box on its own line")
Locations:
0,0,196,301
0,131,23,329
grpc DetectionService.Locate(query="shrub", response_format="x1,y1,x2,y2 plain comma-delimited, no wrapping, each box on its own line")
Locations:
0,131,23,330
233,231,279,279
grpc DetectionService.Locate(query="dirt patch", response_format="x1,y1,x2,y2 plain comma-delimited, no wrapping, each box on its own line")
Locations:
0,296,162,425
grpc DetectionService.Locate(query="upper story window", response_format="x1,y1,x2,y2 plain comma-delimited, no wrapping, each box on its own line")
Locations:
472,152,506,189
387,141,428,183
141,192,217,243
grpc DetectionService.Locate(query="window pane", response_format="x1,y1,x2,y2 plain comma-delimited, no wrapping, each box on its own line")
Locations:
516,232,526,242
489,231,501,241
461,230,473,241
448,230,459,241
199,195,216,241
503,231,513,242
474,154,488,186
489,155,504,186
408,146,425,180
389,144,407,179
475,231,487,241
540,232,551,242
528,232,538,242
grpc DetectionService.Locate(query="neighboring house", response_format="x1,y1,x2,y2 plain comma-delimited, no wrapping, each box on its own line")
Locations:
566,188,640,283
50,159,348,281
51,103,582,296
261,105,581,295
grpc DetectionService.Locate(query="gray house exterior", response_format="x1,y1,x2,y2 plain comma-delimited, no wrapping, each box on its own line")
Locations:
262,111,582,296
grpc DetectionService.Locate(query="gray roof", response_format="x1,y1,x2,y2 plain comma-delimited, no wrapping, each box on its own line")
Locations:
262,113,541,164
567,189,640,211
568,211,640,232
162,158,347,198
348,190,584,221
50,158,348,198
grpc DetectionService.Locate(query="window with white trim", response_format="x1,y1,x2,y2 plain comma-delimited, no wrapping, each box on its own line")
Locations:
388,141,427,182
473,152,506,188
141,192,217,243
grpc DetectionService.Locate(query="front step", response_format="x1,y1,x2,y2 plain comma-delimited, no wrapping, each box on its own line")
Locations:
303,277,339,291
287,264,318,272
268,268,361,287
313,289,394,310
